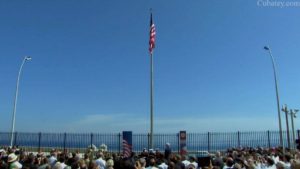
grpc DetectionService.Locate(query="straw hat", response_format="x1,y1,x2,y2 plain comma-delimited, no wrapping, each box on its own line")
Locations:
8,153,18,163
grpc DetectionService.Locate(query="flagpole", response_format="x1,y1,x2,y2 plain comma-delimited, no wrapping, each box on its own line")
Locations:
149,9,155,149
150,52,154,149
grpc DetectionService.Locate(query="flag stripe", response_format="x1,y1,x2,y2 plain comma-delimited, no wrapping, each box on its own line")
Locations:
122,131,132,158
149,13,156,54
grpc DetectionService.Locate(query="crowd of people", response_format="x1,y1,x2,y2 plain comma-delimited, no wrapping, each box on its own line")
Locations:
1,145,300,169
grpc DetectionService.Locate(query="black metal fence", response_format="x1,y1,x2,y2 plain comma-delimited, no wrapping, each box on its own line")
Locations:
0,130,298,153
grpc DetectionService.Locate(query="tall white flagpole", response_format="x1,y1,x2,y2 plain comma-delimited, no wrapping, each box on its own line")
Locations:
150,51,154,149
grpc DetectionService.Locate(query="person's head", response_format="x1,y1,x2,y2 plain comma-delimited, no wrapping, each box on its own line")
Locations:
175,154,181,163
71,162,80,169
276,162,285,169
134,161,141,169
71,152,76,158
53,162,63,169
106,159,114,168
213,166,221,169
189,156,196,163
187,164,196,169
96,152,103,159
165,143,171,150
50,149,57,157
7,153,18,163
216,151,221,158
226,157,234,167
41,158,49,165
78,159,87,169
291,160,300,169
168,161,176,169
233,163,241,169
149,158,156,167
27,153,35,163
285,154,292,163
88,161,100,169
139,158,146,167
58,155,65,163
122,159,135,169
267,158,274,166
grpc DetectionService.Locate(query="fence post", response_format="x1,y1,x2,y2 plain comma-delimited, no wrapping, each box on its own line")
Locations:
63,133,67,152
38,132,41,152
208,132,210,152
177,133,180,154
267,130,271,148
147,133,150,150
237,131,240,147
90,133,93,148
13,132,18,146
118,133,121,154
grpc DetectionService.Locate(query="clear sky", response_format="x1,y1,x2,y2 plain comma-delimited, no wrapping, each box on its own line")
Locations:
0,0,300,133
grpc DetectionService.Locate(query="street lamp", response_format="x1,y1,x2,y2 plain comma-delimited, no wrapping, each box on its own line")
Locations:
282,104,290,149
290,109,298,149
10,56,32,147
263,46,284,149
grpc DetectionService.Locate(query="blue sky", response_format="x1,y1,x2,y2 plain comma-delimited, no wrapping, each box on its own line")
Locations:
0,0,300,133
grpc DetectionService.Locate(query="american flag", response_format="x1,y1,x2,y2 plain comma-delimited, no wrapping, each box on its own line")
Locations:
149,13,156,54
122,131,132,158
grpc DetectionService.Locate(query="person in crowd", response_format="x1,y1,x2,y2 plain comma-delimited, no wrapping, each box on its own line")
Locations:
186,163,196,169
57,154,68,169
168,161,176,169
223,157,234,169
157,158,168,169
276,162,285,169
181,155,190,168
283,154,292,169
1,145,300,169
95,152,106,169
139,158,146,169
164,143,172,160
189,156,198,169
214,152,224,169
49,150,57,167
23,153,38,169
106,159,114,169
7,153,22,169
266,157,276,169
146,158,158,169
37,158,50,169
134,160,142,169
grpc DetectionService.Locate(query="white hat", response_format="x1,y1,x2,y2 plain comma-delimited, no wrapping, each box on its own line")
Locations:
8,153,18,163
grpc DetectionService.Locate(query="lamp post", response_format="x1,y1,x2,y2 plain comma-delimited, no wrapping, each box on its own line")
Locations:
290,109,298,149
10,56,32,147
282,104,290,149
263,46,284,149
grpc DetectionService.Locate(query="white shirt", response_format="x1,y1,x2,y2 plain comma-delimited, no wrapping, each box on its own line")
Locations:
146,166,158,169
158,163,168,169
95,158,106,169
182,160,191,168
284,162,291,169
266,165,276,169
60,163,67,169
191,162,198,169
223,165,234,169
11,161,22,169
49,156,57,167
